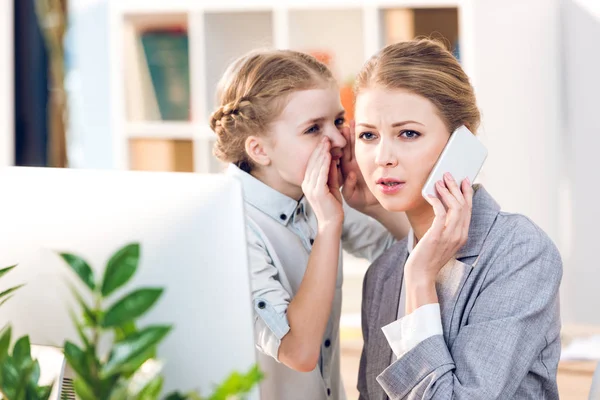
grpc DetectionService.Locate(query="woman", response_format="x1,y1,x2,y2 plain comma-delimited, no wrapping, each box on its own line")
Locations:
351,39,562,399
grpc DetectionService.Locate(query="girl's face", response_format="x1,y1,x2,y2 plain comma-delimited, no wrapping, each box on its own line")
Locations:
354,87,450,213
264,86,347,197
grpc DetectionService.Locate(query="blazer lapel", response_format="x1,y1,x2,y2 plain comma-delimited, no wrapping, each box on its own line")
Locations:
368,249,406,400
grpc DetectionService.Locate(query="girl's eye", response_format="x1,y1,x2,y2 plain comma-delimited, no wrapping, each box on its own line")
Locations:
335,117,346,126
305,125,320,134
358,132,377,141
400,130,421,139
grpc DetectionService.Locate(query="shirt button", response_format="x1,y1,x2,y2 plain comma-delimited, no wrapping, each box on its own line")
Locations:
327,388,331,396
257,301,266,309
280,214,287,221
310,238,314,245
324,339,331,348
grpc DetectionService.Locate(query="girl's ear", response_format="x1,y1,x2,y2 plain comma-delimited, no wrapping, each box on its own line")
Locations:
245,136,271,167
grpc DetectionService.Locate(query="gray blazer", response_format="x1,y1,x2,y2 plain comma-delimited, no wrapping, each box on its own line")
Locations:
358,186,562,399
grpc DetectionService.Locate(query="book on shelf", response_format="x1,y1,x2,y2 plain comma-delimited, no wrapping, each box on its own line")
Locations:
125,26,191,122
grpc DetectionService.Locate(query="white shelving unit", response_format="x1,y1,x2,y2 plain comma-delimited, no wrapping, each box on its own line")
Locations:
107,0,566,279
109,0,466,173
0,0,14,168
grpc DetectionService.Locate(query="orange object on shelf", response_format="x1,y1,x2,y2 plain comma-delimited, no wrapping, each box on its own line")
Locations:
309,50,333,67
340,84,355,122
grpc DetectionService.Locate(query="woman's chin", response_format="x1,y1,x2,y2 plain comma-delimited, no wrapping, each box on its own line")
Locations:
376,196,412,213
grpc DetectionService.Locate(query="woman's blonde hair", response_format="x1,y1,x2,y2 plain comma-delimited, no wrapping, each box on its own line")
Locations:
210,50,335,172
355,39,480,134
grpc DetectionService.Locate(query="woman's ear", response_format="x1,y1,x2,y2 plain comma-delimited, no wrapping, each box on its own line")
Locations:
245,136,271,167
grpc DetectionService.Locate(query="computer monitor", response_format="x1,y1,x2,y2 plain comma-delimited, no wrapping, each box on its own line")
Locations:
0,167,258,399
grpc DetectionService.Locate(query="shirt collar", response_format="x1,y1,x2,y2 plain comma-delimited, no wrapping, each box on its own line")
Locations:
226,163,306,226
406,185,500,259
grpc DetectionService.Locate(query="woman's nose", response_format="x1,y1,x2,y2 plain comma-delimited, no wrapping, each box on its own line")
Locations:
375,142,398,167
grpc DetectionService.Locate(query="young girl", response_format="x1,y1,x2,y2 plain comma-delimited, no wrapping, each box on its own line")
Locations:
354,39,562,399
209,50,408,400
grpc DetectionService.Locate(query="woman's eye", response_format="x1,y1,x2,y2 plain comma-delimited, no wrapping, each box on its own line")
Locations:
400,130,421,139
358,132,376,141
305,125,320,134
335,117,346,126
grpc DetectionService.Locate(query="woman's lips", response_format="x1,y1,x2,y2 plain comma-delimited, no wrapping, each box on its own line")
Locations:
376,178,406,194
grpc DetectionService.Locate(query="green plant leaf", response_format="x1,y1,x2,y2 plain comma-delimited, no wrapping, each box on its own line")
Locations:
101,288,163,328
116,345,156,378
63,341,92,385
67,284,98,326
101,243,140,297
14,357,36,400
68,308,91,349
97,374,120,400
0,294,16,308
12,335,32,369
28,359,41,389
115,321,137,342
162,392,187,400
60,252,95,291
35,384,54,400
137,376,163,400
73,377,97,400
100,325,171,379
107,379,129,400
0,284,24,303
1,355,19,400
0,264,17,279
0,325,12,359
208,364,264,400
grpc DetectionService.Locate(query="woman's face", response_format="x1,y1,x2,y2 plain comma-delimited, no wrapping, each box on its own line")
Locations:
354,87,450,212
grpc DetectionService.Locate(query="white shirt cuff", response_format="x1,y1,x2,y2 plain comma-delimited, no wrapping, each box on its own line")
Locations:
381,303,443,359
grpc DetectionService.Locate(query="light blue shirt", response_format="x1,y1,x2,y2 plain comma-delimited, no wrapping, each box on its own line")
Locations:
227,164,396,400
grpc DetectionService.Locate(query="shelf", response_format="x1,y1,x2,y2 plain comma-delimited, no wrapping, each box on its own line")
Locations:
114,0,461,14
126,122,217,140
381,7,459,55
288,8,364,83
203,11,274,117
129,138,195,172
127,122,194,139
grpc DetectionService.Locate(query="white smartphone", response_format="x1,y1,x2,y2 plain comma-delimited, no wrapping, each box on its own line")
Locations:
421,125,488,199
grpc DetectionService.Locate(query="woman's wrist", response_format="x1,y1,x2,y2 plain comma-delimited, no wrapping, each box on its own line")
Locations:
404,275,438,314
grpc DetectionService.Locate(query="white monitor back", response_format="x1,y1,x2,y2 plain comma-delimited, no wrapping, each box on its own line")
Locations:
0,167,257,398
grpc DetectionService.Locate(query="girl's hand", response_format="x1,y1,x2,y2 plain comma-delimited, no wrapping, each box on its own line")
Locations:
302,137,344,228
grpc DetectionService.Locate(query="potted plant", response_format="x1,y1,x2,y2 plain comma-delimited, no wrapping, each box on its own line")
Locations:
0,265,54,400
59,243,263,400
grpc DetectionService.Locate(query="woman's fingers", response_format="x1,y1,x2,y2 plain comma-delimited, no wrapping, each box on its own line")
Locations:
424,194,446,237
462,178,474,209
341,126,352,164
349,120,356,161
435,179,461,215
341,171,357,200
328,157,340,193
443,173,465,205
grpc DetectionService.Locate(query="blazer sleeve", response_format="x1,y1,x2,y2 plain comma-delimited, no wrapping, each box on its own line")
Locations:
376,217,563,399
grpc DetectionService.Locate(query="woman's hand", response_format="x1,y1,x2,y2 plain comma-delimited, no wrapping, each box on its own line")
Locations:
340,121,381,214
302,137,344,229
405,173,474,288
